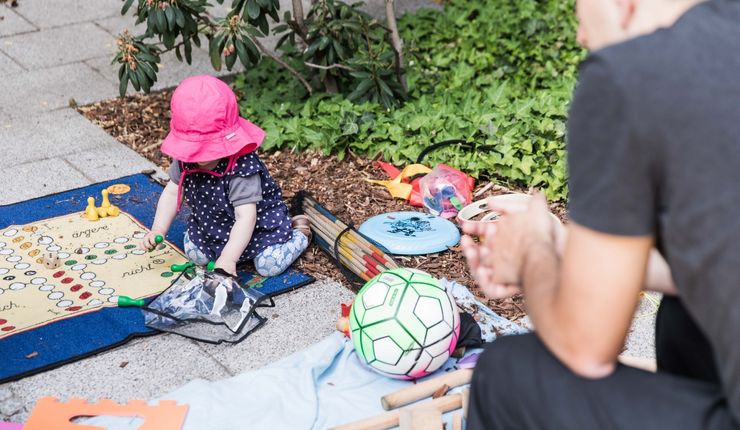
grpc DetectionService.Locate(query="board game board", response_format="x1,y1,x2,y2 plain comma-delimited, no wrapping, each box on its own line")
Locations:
0,211,185,340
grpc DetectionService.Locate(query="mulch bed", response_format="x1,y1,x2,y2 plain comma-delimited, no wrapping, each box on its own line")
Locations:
78,89,567,322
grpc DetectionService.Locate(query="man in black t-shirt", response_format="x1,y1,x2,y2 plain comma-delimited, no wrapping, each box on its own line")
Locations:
461,0,740,428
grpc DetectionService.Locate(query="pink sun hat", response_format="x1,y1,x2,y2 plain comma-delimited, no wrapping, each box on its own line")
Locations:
161,75,265,163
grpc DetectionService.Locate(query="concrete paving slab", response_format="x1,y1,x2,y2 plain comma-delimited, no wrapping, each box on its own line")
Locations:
0,50,23,75
362,0,443,20
0,63,117,119
11,0,121,29
86,45,233,92
196,280,355,375
94,13,144,38
0,22,114,69
0,334,232,422
623,293,660,358
0,5,37,37
0,157,91,205
63,140,159,182
0,109,114,167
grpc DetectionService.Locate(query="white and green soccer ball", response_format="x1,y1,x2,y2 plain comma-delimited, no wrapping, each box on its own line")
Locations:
349,268,460,380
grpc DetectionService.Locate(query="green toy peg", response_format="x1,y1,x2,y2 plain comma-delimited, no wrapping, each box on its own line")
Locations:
117,295,145,307
148,234,164,252
170,261,215,273
170,262,195,273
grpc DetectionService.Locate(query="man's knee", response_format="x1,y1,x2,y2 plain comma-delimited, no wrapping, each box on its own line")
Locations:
468,334,546,429
473,334,544,396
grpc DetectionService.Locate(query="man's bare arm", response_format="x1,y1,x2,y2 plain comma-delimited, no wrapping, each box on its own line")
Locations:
463,195,655,378
525,224,652,377
645,249,676,295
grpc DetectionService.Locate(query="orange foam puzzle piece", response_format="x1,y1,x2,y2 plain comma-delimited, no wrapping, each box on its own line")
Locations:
24,397,188,430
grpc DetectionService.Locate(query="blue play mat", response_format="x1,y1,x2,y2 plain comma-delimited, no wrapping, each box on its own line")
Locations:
358,211,460,255
0,174,314,383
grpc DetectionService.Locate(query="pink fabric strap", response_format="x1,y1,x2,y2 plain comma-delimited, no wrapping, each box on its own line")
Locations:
175,155,239,210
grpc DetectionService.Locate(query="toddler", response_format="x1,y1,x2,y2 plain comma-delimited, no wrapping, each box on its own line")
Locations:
140,75,310,277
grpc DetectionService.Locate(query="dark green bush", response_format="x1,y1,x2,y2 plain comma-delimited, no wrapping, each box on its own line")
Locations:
234,0,584,200
115,0,408,107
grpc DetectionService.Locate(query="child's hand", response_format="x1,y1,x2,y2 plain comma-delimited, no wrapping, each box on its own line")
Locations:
140,231,164,251
215,256,237,276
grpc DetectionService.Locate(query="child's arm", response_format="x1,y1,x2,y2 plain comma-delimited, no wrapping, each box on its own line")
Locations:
215,203,257,275
140,181,179,250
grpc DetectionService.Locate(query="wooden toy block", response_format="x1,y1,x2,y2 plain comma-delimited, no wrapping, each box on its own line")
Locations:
399,407,443,430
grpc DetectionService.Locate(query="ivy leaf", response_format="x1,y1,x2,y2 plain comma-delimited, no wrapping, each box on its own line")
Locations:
341,121,359,136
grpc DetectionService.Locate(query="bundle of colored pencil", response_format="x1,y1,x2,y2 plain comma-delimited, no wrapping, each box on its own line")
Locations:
294,192,399,283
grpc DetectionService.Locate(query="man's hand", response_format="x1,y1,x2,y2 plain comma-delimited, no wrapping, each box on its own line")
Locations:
460,193,556,298
215,256,237,276
460,222,521,299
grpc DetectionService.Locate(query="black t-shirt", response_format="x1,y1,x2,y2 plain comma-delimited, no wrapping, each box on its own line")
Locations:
567,0,740,418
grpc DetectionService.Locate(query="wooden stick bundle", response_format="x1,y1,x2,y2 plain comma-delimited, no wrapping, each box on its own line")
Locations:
308,212,379,280
313,232,373,281
305,206,386,273
300,196,400,283
303,205,392,273
303,197,398,269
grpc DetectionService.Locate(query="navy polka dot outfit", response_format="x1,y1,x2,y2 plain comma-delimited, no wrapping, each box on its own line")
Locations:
180,152,293,263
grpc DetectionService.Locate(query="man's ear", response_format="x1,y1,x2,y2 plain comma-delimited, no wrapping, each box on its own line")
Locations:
616,0,637,28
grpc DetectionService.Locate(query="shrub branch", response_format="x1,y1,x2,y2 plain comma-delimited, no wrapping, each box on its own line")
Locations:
385,0,407,94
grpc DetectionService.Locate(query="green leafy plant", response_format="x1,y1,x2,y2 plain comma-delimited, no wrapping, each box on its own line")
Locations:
114,0,408,105
233,0,584,200
274,0,406,106
346,46,406,107
113,30,162,94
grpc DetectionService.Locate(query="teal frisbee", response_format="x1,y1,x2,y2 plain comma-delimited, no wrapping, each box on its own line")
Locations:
358,211,460,255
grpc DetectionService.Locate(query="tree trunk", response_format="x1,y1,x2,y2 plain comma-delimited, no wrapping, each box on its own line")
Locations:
385,0,408,95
